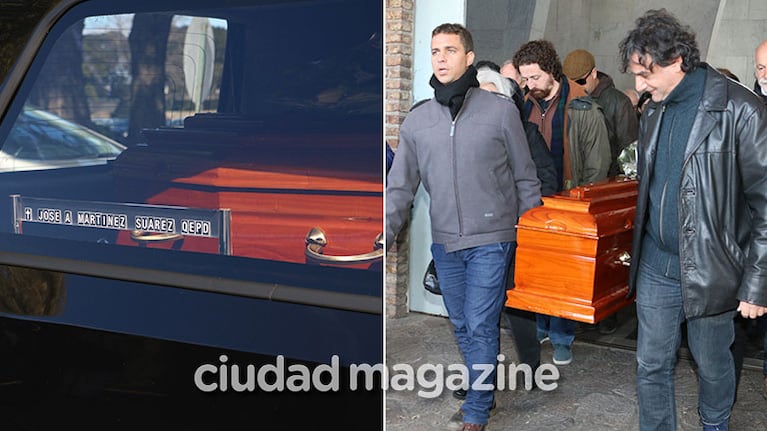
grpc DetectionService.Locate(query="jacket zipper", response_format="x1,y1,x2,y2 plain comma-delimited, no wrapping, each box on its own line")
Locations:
658,104,668,247
535,99,551,139
451,92,470,238
659,182,667,246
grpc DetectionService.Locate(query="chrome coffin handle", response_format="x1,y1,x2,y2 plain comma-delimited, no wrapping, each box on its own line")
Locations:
130,230,185,249
304,227,383,264
615,250,631,267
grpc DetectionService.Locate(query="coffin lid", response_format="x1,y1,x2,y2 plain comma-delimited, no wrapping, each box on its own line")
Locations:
517,177,638,237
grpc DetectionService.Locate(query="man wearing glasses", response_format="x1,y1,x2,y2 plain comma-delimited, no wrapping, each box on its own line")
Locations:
563,49,639,179
755,40,767,105
512,40,610,366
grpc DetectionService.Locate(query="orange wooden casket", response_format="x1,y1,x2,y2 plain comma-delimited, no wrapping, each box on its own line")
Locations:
111,115,383,270
505,177,638,323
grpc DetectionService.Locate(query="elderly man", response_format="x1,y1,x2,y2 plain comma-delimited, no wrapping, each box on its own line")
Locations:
754,39,767,105
500,58,526,91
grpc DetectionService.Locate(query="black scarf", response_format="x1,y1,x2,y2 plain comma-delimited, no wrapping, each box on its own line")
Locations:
430,65,479,119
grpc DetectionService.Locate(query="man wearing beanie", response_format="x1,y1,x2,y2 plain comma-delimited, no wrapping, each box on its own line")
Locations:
564,49,639,178
563,48,640,336
386,23,541,431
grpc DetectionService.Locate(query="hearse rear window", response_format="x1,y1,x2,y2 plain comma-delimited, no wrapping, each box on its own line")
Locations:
0,0,383,279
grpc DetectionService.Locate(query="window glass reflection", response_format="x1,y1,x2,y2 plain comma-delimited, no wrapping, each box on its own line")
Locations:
0,1,382,271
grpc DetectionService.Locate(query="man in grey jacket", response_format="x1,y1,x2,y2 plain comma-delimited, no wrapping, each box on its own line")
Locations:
386,23,540,431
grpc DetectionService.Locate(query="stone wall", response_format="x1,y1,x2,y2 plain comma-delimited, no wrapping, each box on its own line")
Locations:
385,0,415,318
707,0,767,88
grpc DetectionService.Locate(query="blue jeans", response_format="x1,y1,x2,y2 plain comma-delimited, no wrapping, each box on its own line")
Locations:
431,242,513,425
536,315,575,346
760,315,767,376
636,261,735,430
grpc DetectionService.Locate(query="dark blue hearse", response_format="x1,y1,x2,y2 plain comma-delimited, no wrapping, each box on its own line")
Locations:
0,0,383,428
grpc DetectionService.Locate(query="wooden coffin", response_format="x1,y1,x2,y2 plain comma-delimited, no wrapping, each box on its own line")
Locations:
505,177,637,323
111,116,383,269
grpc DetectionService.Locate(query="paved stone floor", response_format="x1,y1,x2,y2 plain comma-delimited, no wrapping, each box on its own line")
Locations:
386,311,767,431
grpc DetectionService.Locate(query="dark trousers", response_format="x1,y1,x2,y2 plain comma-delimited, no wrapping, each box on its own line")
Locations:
502,242,541,371
503,307,541,370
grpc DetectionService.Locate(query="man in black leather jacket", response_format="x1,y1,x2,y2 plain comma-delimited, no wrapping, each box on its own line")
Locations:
620,9,767,431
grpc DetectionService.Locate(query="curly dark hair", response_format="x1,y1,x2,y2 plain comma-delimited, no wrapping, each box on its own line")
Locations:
512,40,563,81
619,9,700,73
432,23,474,53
